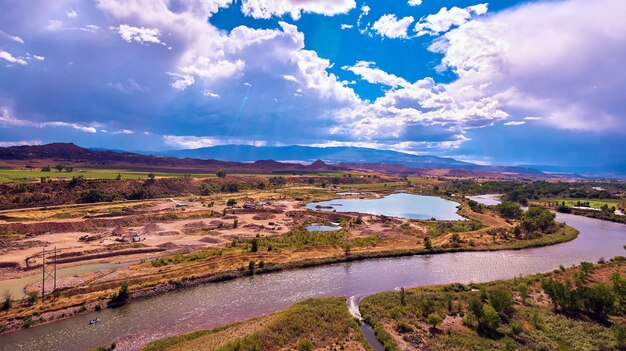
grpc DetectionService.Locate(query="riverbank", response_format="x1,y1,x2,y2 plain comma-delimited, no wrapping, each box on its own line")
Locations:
1,211,622,351
136,253,626,351
139,297,370,351
359,257,626,350
0,220,577,335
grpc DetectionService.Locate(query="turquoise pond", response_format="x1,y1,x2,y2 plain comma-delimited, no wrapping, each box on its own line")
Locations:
306,193,464,220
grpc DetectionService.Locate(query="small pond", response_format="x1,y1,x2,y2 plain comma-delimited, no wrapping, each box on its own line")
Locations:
305,225,342,232
466,194,503,206
306,193,464,221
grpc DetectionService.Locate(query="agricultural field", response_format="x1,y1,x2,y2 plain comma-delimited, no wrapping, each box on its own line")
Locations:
0,168,216,183
540,198,623,210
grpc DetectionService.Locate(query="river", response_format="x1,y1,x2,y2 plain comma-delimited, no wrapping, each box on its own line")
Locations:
0,212,625,350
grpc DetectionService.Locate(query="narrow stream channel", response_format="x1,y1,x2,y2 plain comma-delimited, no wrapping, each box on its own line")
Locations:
347,295,385,351
0,212,625,351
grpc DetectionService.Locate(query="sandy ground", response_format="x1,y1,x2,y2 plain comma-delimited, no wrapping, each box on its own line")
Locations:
0,198,302,277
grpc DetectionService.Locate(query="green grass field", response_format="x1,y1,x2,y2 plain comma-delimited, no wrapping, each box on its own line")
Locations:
541,198,622,209
0,168,366,184
0,168,218,183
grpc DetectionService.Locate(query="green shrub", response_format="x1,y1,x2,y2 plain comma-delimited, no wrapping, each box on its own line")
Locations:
427,313,443,329
489,289,514,316
109,282,129,306
518,283,528,302
2,290,12,310
479,304,501,336
297,339,314,351
613,323,626,350
26,290,39,305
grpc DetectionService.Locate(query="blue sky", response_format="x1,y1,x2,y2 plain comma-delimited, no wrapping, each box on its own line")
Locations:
0,0,624,166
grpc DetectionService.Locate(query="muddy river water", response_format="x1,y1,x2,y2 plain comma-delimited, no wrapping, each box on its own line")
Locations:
1,196,625,351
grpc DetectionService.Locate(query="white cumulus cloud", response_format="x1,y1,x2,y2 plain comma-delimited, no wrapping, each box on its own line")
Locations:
372,14,415,39
433,0,626,132
240,0,356,20
117,24,164,45
343,61,409,88
414,3,488,36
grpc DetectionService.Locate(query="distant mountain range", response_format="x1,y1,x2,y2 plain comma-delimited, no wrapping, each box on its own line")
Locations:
154,145,544,175
0,142,551,177
0,143,341,173
519,163,626,178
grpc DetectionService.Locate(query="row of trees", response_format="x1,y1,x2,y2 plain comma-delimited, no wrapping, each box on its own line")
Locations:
41,165,74,172
541,272,624,321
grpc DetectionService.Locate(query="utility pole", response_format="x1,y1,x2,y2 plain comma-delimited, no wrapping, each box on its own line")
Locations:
41,248,45,302
41,246,57,302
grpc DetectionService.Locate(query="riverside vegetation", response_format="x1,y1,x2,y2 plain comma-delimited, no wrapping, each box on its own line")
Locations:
136,259,626,351
140,297,370,351
359,258,626,351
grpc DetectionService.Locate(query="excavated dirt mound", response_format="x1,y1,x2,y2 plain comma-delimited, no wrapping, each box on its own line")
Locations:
141,223,165,235
199,236,223,244
157,242,180,249
111,226,129,236
252,213,276,220
155,230,180,236
183,221,207,229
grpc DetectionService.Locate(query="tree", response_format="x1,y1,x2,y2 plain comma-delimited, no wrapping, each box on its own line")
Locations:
489,289,514,317
109,282,130,306
424,236,432,251
41,166,51,172
115,173,122,181
233,218,238,228
226,199,237,206
612,272,626,313
343,244,351,256
420,297,435,316
55,164,65,172
427,313,443,330
518,283,529,303
495,202,522,219
521,206,556,233
400,287,406,306
147,172,156,180
251,238,259,252
248,260,255,273
479,304,501,336
355,215,363,225
216,169,227,178
584,283,614,321
580,261,594,277
221,182,239,193
469,297,484,323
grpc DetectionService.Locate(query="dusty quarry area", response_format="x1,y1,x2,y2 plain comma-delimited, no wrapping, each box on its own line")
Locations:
0,193,303,279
